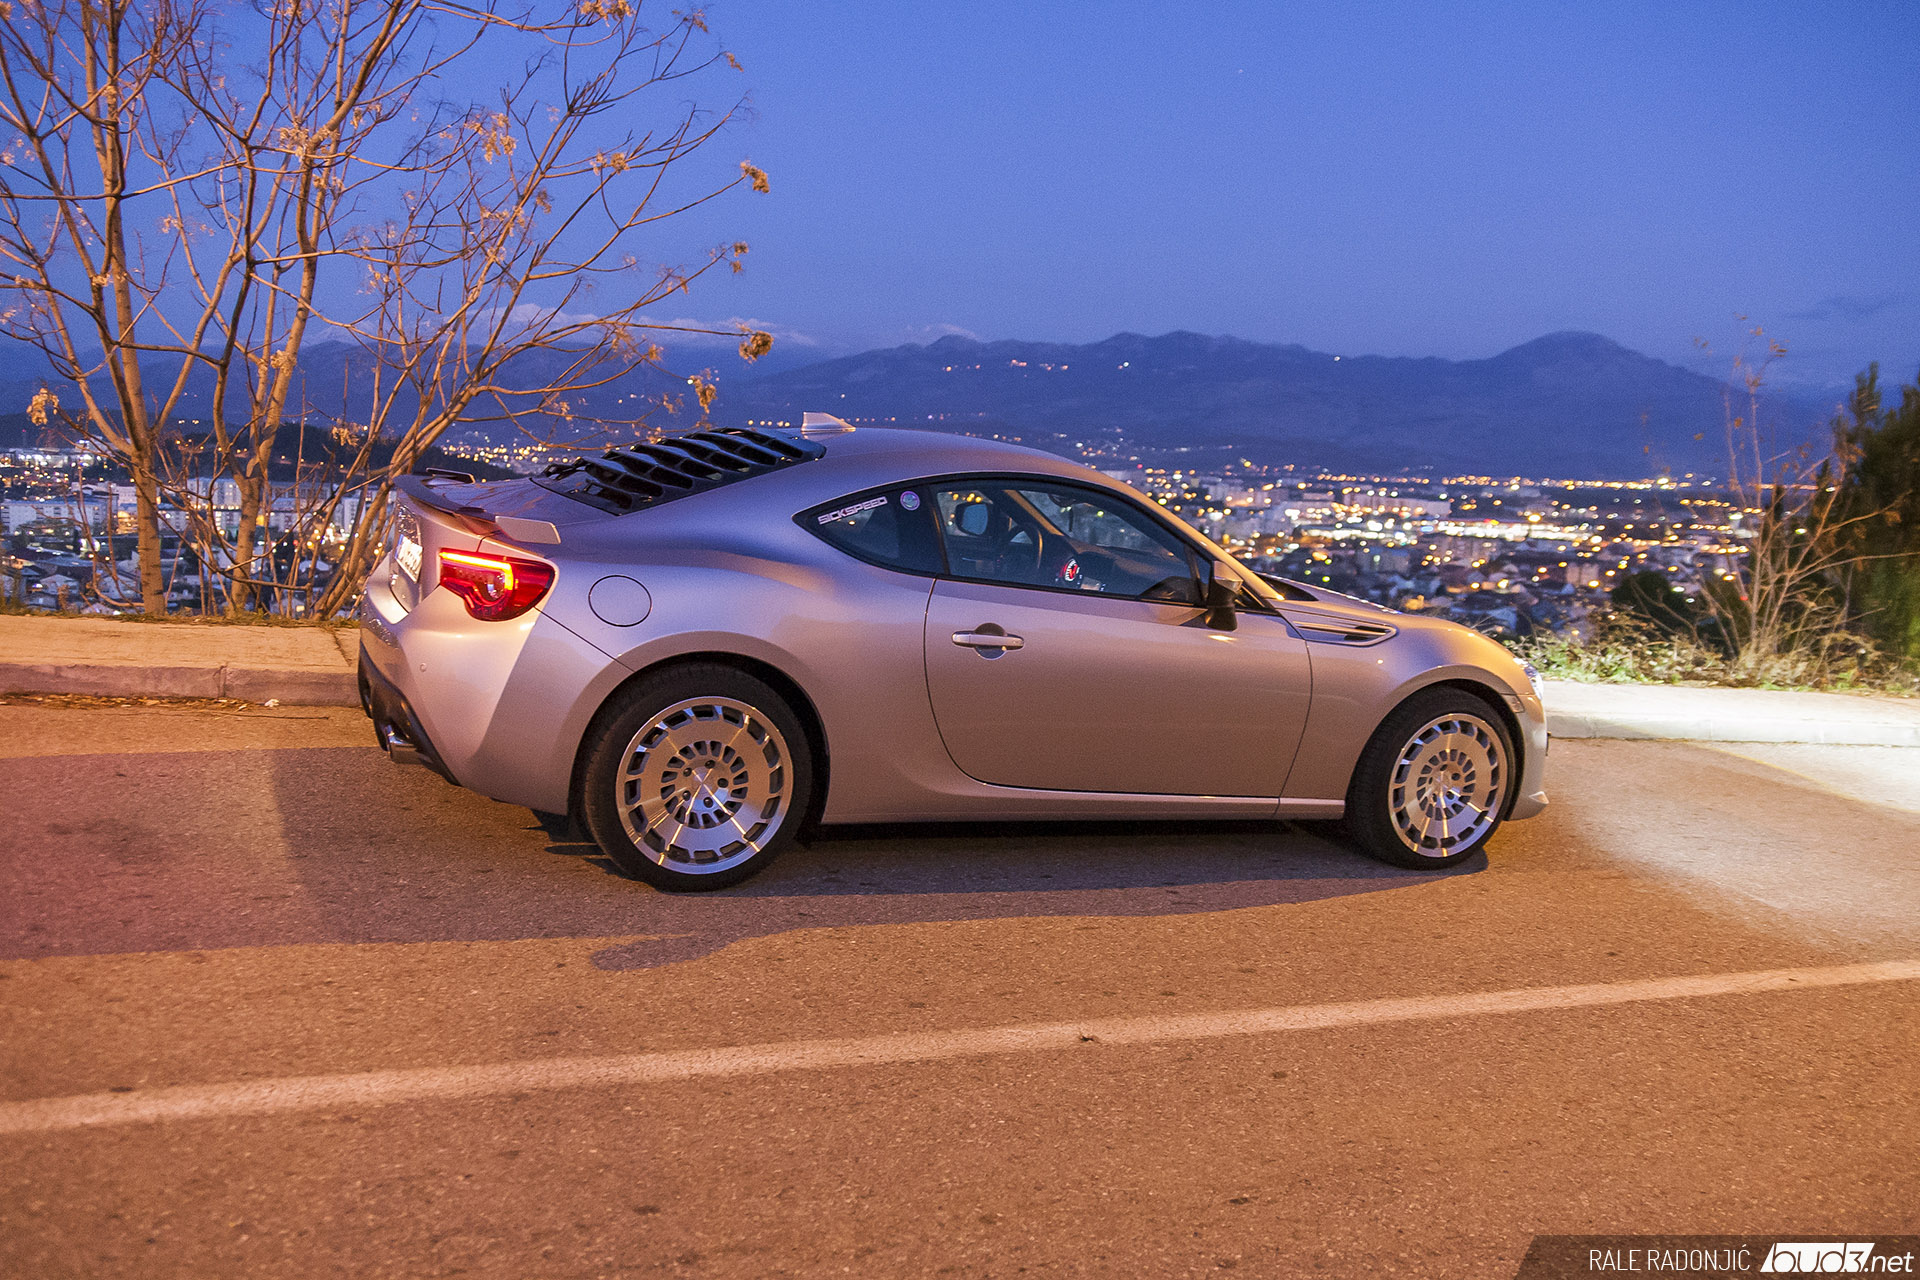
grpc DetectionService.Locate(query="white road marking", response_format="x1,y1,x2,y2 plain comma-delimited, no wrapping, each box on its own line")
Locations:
4,958,1916,1137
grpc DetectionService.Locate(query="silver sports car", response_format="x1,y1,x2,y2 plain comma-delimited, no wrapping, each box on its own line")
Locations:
358,419,1548,890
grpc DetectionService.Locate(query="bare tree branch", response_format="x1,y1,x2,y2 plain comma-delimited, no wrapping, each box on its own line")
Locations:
1,0,773,616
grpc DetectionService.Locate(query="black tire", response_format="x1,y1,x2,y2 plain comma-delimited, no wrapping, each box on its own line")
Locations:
1343,687,1516,870
581,664,814,891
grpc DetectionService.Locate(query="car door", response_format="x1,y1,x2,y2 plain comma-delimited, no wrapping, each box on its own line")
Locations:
923,478,1312,796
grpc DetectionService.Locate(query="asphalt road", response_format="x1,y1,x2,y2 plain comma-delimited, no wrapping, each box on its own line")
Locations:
2,700,1917,1278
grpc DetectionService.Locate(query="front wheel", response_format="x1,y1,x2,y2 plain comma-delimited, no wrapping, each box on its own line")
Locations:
1344,688,1515,870
581,665,814,891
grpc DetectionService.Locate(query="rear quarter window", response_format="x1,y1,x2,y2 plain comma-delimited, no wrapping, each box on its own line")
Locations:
799,487,944,576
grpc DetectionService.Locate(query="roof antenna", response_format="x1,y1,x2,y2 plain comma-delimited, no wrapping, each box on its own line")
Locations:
799,412,856,435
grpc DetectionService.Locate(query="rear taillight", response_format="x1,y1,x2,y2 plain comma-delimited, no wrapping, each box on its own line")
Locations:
436,549,555,621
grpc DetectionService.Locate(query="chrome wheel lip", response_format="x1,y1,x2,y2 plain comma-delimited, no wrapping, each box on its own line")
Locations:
1386,712,1506,858
615,696,791,875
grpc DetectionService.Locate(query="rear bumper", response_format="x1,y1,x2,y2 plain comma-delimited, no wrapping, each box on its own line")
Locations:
356,561,633,815
358,648,458,785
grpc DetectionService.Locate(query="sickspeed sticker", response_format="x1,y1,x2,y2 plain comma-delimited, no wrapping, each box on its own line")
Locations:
817,495,888,525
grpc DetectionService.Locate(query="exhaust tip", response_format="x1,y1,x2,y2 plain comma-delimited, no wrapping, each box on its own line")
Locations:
378,722,424,768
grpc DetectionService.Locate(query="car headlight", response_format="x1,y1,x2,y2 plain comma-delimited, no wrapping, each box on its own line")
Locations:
1520,659,1541,691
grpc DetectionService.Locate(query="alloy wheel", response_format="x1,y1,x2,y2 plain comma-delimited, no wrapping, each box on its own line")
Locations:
615,696,792,873
1386,712,1507,857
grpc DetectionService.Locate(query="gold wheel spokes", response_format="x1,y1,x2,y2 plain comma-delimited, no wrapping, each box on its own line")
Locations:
1387,713,1505,857
616,697,791,873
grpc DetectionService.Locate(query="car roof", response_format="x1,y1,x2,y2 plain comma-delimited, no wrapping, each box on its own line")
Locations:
531,423,1226,566
804,426,1069,468
780,426,1096,494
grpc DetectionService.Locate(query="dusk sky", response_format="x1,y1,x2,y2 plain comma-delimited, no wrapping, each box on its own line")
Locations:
675,1,1920,389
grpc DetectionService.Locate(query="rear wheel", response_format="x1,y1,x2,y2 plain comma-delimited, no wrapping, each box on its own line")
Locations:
1344,687,1514,870
582,665,813,891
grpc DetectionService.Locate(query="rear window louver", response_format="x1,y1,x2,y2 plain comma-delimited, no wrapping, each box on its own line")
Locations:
535,428,826,513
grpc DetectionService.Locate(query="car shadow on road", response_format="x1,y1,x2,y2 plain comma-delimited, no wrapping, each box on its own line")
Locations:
1,746,1478,968
532,812,1479,971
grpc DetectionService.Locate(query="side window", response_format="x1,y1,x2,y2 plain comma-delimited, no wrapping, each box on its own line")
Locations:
800,487,944,575
931,480,1200,601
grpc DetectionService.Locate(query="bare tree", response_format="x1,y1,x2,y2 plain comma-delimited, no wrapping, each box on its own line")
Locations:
3,0,192,611
1700,327,1888,681
1,0,770,615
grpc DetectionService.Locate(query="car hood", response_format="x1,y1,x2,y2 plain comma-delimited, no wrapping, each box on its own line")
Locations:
1279,582,1402,616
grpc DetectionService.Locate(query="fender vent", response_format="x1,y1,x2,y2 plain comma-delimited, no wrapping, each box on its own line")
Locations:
1287,614,1398,646
536,427,826,514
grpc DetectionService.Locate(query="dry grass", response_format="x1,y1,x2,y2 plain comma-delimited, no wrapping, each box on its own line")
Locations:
1517,616,1920,697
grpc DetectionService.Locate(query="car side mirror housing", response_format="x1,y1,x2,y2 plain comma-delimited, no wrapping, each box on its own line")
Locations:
1202,564,1238,631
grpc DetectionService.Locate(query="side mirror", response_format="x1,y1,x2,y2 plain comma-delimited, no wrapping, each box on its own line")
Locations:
1202,562,1238,631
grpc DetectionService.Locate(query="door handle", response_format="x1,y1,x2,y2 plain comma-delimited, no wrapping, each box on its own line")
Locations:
951,629,1024,651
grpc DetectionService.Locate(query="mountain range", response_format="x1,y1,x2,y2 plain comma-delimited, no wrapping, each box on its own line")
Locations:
707,330,1822,478
1,329,1830,478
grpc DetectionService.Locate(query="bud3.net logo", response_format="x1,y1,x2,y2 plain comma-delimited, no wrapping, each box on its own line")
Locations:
1761,1243,1915,1274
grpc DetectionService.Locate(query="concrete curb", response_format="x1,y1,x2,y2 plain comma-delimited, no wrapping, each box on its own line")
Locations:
0,661,358,706
0,615,362,707
1544,709,1920,747
1542,680,1920,747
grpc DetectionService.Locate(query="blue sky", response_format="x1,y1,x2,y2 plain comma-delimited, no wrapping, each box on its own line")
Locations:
663,0,1919,387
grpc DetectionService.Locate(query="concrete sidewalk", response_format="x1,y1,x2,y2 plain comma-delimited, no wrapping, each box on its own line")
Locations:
1,616,1917,743
0,615,359,706
1541,678,1920,747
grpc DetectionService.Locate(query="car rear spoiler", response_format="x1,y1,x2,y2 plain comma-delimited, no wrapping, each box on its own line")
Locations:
394,474,561,546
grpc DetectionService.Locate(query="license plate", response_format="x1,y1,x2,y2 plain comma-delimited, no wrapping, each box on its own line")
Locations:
394,509,423,581
396,534,422,582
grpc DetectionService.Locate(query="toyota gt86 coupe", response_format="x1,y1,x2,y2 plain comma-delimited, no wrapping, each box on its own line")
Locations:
357,418,1548,890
